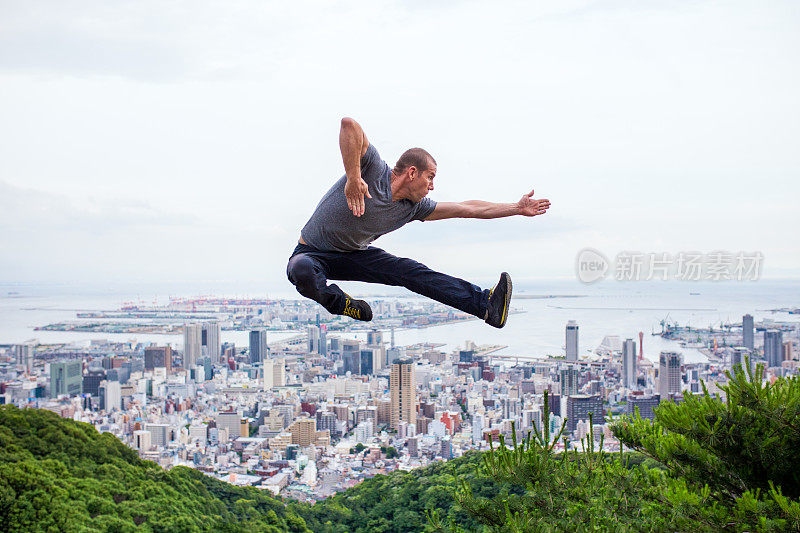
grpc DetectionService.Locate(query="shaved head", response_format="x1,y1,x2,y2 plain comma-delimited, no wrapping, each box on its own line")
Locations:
393,148,436,175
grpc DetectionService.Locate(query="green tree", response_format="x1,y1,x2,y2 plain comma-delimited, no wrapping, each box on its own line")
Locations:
431,370,800,532
294,453,514,532
384,446,399,459
0,406,311,532
614,361,800,528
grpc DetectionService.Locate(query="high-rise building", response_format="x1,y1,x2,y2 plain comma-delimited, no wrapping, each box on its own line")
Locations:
272,358,286,387
357,406,378,433
459,350,476,363
391,358,417,430
367,329,383,346
82,369,107,396
222,342,236,368
560,365,579,396
764,330,783,368
329,337,341,353
290,418,317,447
263,359,274,389
307,325,321,353
387,346,404,366
522,408,542,432
217,412,243,439
376,399,391,425
658,351,683,400
548,393,561,416
316,411,338,436
262,358,285,389
183,323,202,370
342,338,360,354
249,329,268,364
184,321,221,367
50,360,82,398
742,314,754,350
144,346,173,374
274,404,296,426
202,357,213,381
783,341,794,363
369,344,387,371
407,435,419,457
566,320,579,361
504,398,521,420
99,380,121,412
319,325,327,355
625,395,660,420
441,437,453,459
14,343,34,374
145,423,169,447
355,420,374,442
188,424,208,442
622,338,637,389
472,414,485,444
133,430,152,450
202,321,221,363
360,350,374,375
566,394,604,433
731,347,752,371
342,339,361,375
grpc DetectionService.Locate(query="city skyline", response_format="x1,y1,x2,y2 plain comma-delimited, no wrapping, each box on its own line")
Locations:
5,306,796,501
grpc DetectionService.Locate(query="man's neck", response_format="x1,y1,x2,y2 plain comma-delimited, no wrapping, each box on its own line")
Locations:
390,171,408,201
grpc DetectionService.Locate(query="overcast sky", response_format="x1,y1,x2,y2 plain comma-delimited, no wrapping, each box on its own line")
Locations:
1,0,798,293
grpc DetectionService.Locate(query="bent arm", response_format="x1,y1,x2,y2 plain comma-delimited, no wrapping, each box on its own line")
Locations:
339,117,369,182
425,191,551,221
339,117,371,217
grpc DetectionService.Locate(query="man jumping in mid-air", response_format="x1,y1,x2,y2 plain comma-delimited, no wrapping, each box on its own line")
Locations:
287,117,551,328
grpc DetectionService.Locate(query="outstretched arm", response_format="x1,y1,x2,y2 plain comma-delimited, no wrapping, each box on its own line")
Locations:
340,117,372,217
425,190,551,221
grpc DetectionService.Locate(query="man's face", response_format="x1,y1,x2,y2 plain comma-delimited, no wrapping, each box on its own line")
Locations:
410,163,436,202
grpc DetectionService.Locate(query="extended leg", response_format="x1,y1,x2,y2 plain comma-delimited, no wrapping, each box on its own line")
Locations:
326,247,490,318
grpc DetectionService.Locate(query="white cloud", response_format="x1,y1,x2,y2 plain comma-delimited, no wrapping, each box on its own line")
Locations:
0,181,197,231
0,0,798,285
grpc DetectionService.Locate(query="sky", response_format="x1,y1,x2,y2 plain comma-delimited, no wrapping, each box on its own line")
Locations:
0,0,798,294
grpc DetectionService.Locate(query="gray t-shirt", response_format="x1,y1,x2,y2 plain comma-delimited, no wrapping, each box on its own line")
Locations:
301,144,437,252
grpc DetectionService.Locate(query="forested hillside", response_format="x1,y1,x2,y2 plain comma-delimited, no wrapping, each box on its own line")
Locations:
0,405,309,532
290,452,519,532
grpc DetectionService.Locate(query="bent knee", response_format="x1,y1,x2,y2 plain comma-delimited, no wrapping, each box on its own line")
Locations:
287,254,317,285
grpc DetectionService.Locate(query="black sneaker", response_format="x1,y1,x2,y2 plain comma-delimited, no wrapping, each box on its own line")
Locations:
484,272,512,328
341,294,373,322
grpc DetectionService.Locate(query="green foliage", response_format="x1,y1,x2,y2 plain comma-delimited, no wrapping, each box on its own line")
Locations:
429,393,713,531
293,453,521,532
0,405,310,532
430,382,800,532
380,446,399,459
613,362,800,530
349,442,366,454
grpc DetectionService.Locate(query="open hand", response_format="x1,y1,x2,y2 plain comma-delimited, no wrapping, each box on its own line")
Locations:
344,177,372,217
517,189,551,217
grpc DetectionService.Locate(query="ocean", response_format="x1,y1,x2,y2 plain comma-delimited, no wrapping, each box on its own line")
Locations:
2,279,798,366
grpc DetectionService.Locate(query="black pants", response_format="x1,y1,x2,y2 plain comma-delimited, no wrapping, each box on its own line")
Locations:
286,243,490,318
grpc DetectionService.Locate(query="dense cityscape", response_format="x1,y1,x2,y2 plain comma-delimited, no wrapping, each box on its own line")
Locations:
1,296,798,503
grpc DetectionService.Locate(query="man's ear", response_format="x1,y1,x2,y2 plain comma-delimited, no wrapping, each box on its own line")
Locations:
408,166,417,179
